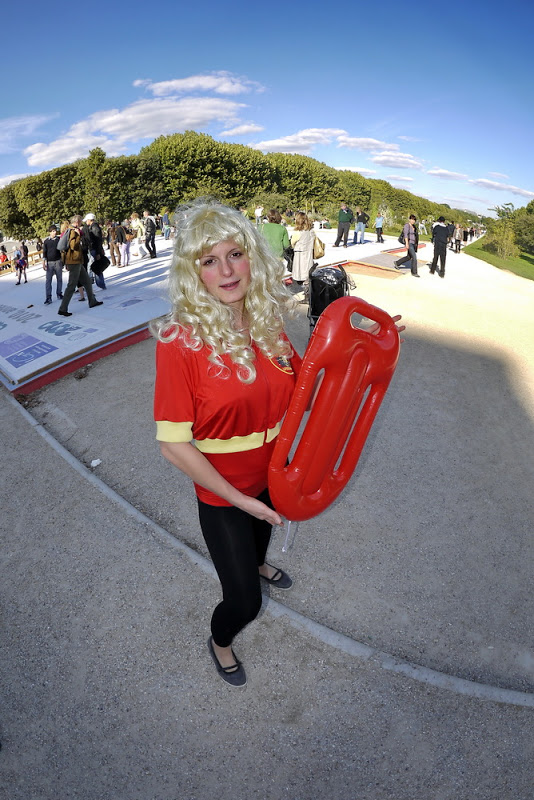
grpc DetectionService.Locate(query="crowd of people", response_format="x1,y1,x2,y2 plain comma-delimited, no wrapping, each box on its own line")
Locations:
2,210,165,312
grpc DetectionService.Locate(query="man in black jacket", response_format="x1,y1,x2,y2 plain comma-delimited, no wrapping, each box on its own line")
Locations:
353,207,370,244
430,217,455,277
82,213,107,289
42,224,63,304
143,210,157,258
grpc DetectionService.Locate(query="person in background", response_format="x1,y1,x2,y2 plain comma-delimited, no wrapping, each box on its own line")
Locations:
260,209,290,259
454,224,463,253
353,207,370,245
333,202,354,248
130,212,147,257
115,220,131,267
42,224,63,304
82,213,106,290
143,210,157,259
291,212,316,287
394,214,420,277
429,216,455,278
162,211,171,240
374,212,385,243
57,215,103,316
14,244,27,284
107,221,121,267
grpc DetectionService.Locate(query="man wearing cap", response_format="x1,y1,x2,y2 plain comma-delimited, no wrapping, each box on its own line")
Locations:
430,217,455,277
82,213,107,289
42,225,63,305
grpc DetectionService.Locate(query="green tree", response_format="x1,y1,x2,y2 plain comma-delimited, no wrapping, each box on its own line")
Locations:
513,199,534,255
0,182,34,238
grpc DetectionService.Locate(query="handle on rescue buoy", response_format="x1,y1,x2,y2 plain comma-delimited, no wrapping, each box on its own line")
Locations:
269,296,400,522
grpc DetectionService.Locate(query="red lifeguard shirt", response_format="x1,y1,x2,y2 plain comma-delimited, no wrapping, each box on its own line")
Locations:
154,332,301,506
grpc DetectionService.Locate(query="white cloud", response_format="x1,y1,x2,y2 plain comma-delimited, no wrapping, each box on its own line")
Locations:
469,178,534,199
370,150,424,169
427,167,469,181
386,174,413,182
220,123,264,136
0,173,30,188
338,167,377,176
136,71,263,97
0,114,56,154
398,135,422,142
252,128,347,154
337,135,399,152
488,171,509,179
24,97,245,167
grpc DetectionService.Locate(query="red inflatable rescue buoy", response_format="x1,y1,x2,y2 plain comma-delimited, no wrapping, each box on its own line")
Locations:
268,296,400,522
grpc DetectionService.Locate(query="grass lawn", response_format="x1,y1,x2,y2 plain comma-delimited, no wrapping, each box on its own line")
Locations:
464,237,534,281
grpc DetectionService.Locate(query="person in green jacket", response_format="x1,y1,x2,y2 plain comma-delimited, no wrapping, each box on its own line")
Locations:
333,203,354,247
260,209,290,258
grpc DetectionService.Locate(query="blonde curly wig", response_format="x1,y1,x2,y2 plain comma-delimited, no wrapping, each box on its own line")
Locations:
151,198,293,383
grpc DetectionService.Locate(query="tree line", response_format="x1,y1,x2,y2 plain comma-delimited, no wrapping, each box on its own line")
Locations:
0,131,493,239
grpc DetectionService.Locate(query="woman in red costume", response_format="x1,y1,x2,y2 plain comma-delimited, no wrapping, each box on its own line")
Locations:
153,199,301,687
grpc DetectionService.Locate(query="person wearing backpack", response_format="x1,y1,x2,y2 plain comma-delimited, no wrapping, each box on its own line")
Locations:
394,214,420,277
57,215,103,317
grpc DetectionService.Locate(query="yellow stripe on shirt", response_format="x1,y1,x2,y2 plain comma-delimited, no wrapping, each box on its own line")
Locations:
156,420,281,452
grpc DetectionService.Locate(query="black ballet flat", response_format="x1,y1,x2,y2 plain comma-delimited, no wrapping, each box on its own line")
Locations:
260,563,293,590
208,637,247,688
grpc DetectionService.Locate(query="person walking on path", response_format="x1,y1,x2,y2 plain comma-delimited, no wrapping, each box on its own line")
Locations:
42,225,63,304
454,223,463,253
57,215,103,317
143,210,157,259
394,214,420,277
115,220,131,266
107,222,121,267
430,216,455,278
374,213,385,243
333,203,354,248
130,213,147,258
153,199,301,687
353,207,370,244
82,214,107,290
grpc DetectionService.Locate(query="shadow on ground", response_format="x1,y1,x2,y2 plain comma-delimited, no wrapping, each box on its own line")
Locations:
26,319,534,693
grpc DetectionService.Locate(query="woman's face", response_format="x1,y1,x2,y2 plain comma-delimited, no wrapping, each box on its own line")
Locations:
198,239,251,312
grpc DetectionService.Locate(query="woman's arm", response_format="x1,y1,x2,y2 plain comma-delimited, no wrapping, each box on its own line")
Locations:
159,441,282,525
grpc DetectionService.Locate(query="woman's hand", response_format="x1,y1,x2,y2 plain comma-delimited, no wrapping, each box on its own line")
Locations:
366,314,405,343
159,441,282,525
235,494,282,526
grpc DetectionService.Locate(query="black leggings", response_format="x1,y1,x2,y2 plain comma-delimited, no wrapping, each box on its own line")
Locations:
198,489,272,648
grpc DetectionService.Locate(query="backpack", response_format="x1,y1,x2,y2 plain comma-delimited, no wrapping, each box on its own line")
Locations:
398,230,405,245
62,228,83,265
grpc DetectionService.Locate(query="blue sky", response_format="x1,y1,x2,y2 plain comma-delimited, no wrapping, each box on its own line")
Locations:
2,0,532,218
